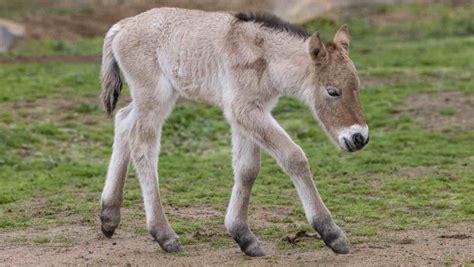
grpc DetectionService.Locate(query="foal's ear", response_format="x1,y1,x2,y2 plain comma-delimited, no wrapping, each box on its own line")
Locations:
308,32,327,64
334,24,350,53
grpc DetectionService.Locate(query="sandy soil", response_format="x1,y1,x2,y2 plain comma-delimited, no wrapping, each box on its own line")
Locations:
1,221,472,266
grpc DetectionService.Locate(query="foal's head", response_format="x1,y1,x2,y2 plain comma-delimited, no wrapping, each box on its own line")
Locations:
305,25,369,152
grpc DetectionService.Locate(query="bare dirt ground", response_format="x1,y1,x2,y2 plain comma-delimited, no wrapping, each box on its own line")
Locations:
1,220,473,265
405,91,474,131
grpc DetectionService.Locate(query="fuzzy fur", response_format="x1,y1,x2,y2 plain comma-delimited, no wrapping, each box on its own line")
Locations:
99,8,368,256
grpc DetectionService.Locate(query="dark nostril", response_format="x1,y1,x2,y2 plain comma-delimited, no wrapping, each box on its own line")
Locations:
352,133,365,149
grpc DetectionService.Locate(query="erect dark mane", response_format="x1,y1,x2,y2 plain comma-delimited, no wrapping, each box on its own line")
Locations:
234,12,310,39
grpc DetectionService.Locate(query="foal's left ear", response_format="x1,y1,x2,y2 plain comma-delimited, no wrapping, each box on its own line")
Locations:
334,24,350,53
308,32,327,65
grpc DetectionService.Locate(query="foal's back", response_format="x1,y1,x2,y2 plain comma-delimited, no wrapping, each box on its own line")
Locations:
114,8,240,104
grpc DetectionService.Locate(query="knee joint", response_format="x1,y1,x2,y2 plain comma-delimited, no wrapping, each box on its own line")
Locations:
285,148,309,171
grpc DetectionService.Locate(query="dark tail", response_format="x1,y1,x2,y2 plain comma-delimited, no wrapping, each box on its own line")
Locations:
100,23,123,116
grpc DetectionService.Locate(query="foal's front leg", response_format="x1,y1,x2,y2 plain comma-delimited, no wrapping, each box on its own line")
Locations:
231,108,350,254
225,128,264,256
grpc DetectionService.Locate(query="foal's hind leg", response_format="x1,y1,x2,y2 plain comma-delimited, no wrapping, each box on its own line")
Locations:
225,128,264,257
128,80,181,253
100,104,133,237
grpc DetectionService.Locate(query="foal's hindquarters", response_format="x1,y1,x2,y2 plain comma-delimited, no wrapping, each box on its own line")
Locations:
100,8,350,257
100,12,183,252
100,77,183,252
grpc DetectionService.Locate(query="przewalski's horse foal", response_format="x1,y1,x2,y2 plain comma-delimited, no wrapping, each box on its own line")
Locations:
99,8,369,257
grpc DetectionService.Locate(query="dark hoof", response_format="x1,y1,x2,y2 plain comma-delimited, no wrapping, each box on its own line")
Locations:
230,227,265,257
101,225,115,238
327,235,350,254
100,203,120,238
243,244,266,257
151,230,182,253
160,240,183,253
313,218,350,254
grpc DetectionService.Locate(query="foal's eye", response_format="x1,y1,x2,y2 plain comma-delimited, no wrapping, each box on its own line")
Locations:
327,87,340,97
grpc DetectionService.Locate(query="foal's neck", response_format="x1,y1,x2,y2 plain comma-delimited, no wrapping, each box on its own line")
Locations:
267,37,313,99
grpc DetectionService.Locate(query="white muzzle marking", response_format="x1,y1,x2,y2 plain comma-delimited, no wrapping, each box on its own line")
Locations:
336,124,369,151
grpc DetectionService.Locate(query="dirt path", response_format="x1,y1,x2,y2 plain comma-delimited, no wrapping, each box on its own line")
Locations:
1,222,472,266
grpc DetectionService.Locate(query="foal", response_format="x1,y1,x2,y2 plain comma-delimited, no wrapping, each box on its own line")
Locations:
100,8,369,257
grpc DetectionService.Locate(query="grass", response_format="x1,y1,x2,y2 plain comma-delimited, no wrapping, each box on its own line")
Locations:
0,1,473,254
3,38,104,57
0,63,100,102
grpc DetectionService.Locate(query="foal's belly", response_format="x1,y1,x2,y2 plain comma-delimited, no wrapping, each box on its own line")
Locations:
157,42,225,105
159,62,222,105
174,78,221,105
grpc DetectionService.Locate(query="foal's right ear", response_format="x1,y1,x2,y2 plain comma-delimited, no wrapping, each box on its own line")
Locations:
308,32,327,65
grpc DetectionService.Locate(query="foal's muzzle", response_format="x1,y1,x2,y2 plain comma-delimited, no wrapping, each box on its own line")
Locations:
337,124,369,152
343,133,369,152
